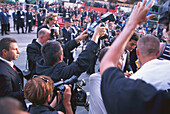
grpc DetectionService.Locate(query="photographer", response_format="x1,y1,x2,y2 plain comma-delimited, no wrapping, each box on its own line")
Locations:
37,12,59,38
24,75,73,114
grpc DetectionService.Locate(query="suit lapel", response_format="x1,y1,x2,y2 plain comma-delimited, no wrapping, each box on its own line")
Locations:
0,60,23,87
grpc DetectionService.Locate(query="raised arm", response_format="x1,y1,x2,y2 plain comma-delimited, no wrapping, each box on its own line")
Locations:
100,0,156,75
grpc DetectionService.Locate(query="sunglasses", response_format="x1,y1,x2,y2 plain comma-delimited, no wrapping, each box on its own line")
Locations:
32,75,49,84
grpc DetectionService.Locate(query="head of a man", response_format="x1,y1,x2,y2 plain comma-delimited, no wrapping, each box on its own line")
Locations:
0,97,29,114
126,32,139,52
2,8,5,12
136,35,160,65
0,38,20,62
99,47,109,62
64,18,73,29
41,41,63,66
45,12,58,26
24,75,54,105
115,29,121,38
108,22,114,30
38,28,51,44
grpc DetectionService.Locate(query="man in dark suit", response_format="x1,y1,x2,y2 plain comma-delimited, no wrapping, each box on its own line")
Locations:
37,10,44,27
121,32,139,77
62,6,66,18
0,38,26,109
27,28,51,76
25,8,33,33
16,7,25,34
61,18,75,43
0,8,9,36
12,8,17,31
5,8,10,32
74,8,80,17
61,18,77,64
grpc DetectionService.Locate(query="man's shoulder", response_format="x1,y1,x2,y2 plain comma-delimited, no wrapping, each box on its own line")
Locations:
102,67,124,80
0,60,12,75
38,25,48,31
61,27,66,31
27,39,40,48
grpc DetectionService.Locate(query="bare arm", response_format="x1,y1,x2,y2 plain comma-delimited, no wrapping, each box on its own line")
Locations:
100,0,156,75
63,85,73,114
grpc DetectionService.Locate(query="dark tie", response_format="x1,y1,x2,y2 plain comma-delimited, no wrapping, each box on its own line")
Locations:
13,65,18,72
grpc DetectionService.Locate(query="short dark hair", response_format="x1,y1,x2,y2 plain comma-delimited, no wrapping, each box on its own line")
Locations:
115,25,121,30
137,35,160,58
0,38,17,57
41,41,62,66
129,32,140,42
99,47,109,62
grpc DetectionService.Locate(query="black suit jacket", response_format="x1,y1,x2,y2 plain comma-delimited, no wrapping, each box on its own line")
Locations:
37,13,43,27
27,39,42,76
26,11,33,23
123,50,133,73
0,60,26,108
62,27,72,44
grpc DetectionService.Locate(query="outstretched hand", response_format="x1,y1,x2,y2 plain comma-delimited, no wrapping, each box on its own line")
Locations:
129,0,156,26
76,29,89,41
94,23,107,38
91,23,107,43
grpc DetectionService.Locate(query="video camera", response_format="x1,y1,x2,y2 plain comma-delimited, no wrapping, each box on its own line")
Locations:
158,1,170,26
86,12,116,37
53,76,77,95
53,76,89,111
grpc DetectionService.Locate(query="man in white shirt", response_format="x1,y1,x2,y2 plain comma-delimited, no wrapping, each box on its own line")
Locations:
130,35,170,91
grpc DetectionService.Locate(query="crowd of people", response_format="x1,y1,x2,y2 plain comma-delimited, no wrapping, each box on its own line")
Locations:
0,0,170,114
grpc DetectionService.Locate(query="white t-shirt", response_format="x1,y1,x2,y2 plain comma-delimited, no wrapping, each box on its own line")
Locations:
130,59,170,91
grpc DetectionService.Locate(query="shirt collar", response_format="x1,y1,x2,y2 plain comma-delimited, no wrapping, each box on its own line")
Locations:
36,39,43,46
0,57,14,68
47,24,50,29
65,27,70,32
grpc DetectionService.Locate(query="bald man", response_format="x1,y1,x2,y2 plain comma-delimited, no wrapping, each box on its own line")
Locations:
27,28,51,77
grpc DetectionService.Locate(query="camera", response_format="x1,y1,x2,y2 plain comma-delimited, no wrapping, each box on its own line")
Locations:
50,23,60,40
50,27,60,40
158,1,170,25
86,12,116,36
149,5,159,14
53,75,89,111
53,76,78,95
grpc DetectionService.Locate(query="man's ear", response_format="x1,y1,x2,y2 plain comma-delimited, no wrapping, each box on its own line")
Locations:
47,94,51,102
2,49,7,56
156,47,161,56
136,48,140,57
59,54,63,61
